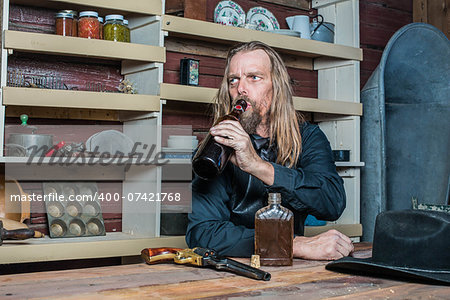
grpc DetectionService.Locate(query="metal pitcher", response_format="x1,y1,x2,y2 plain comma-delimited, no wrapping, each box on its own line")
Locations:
310,14,335,43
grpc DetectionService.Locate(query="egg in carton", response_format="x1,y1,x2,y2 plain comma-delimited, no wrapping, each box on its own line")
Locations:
43,182,106,238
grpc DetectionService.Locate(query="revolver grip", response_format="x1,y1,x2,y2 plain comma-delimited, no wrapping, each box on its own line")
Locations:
141,247,183,264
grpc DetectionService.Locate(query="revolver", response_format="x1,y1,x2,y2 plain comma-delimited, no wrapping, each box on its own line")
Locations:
141,247,271,281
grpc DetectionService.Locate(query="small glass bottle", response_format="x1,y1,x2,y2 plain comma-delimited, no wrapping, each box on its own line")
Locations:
255,193,294,266
103,14,126,42
55,12,73,36
98,16,104,39
192,99,247,180
78,11,100,39
123,19,131,42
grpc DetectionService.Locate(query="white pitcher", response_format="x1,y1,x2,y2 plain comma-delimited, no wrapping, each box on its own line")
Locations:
286,15,310,39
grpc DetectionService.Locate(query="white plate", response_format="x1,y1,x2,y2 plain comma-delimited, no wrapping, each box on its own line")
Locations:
246,6,280,31
268,29,301,37
214,1,246,27
162,147,194,153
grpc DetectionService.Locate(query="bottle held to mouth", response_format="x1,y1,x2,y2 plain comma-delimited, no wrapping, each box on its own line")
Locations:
192,99,247,180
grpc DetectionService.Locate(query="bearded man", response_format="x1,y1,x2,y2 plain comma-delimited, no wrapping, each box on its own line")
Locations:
186,41,353,260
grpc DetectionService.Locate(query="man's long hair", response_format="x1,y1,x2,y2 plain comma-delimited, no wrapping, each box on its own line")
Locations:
213,41,304,168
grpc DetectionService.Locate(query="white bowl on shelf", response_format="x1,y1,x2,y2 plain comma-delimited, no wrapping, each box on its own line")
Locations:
167,136,198,149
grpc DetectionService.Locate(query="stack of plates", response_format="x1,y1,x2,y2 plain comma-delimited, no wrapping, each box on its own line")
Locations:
268,29,301,37
163,135,198,159
166,135,198,150
214,1,281,31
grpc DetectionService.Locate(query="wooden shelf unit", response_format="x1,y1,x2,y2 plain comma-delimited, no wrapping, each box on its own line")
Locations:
0,0,166,263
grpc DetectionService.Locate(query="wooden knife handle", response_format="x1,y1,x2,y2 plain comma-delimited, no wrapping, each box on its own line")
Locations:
1,228,35,240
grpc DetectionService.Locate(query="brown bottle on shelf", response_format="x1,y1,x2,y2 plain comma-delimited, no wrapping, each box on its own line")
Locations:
255,193,294,266
192,99,247,180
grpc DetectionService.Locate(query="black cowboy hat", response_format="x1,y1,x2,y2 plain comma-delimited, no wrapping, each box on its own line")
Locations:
326,210,450,284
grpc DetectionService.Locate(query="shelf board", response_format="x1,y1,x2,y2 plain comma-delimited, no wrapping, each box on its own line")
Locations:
0,233,187,264
164,158,192,165
2,87,161,111
9,0,162,16
160,83,362,116
162,15,362,61
293,97,362,116
3,30,166,63
335,162,365,167
161,83,217,104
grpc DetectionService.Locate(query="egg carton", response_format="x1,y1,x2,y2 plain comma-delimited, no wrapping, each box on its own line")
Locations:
43,182,106,238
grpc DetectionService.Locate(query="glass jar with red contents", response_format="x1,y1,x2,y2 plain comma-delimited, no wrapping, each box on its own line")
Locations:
55,12,73,36
61,10,78,37
78,11,99,39
98,16,104,39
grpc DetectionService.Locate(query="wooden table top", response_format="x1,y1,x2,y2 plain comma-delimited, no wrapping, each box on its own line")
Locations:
0,243,448,299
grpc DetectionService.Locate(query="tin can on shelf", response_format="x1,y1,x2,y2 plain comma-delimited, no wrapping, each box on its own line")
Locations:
55,12,73,36
104,14,127,42
180,58,200,86
78,11,100,39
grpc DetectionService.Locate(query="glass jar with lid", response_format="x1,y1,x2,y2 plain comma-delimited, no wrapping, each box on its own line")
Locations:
98,16,104,39
123,19,131,43
104,14,127,42
78,11,100,39
60,10,78,37
55,12,73,36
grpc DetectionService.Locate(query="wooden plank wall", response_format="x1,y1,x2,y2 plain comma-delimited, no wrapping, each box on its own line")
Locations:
413,0,449,39
359,0,413,88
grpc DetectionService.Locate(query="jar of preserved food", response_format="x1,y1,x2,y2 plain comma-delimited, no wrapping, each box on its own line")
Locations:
98,16,104,39
61,10,78,37
123,19,131,42
104,14,126,42
55,12,73,36
78,11,100,39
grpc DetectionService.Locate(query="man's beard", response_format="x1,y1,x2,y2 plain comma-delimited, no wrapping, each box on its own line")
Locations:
233,96,266,135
